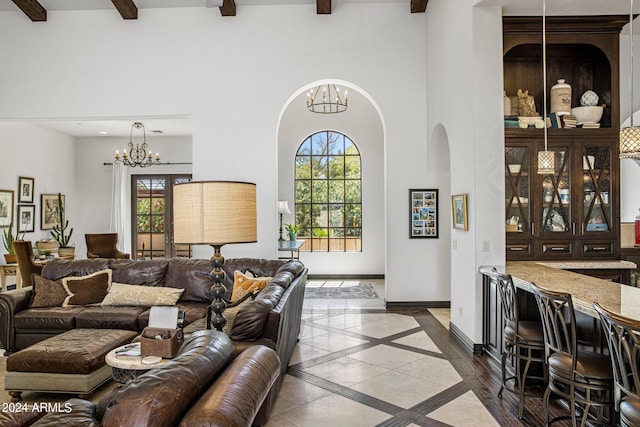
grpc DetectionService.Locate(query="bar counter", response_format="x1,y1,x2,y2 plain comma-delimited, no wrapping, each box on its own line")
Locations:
480,261,639,319
479,260,638,361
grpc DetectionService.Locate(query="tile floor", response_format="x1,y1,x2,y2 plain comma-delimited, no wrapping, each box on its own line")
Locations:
265,280,501,427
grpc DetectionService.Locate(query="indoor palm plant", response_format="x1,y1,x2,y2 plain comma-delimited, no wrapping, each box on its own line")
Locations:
2,223,25,263
50,193,74,258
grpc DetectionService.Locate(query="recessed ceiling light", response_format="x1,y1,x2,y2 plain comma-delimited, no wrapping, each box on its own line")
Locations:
99,131,108,135
151,130,164,134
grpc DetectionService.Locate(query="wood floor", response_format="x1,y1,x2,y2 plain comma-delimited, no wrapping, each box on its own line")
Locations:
393,309,577,427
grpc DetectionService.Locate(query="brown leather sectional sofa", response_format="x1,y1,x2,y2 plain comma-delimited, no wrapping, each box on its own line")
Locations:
1,330,281,427
0,257,307,426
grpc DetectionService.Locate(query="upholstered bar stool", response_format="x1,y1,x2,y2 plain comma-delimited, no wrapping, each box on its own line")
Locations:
492,271,546,419
530,283,614,426
594,303,640,427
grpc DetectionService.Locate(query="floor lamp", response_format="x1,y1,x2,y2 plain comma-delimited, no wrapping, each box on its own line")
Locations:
173,181,257,331
278,200,291,241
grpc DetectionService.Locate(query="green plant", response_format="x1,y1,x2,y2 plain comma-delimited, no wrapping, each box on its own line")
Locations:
50,193,73,248
285,223,300,234
2,223,25,254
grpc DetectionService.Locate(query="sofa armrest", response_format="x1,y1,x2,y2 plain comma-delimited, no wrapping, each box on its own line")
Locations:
0,287,34,354
29,398,99,427
179,345,281,427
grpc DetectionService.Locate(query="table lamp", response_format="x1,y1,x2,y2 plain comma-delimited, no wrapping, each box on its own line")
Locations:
173,181,257,331
277,200,291,241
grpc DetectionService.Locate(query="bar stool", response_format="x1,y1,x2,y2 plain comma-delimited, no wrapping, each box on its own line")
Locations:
594,303,640,427
493,271,546,419
530,283,613,426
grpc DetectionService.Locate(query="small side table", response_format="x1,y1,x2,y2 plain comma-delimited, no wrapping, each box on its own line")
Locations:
278,240,304,260
0,264,21,292
105,343,169,383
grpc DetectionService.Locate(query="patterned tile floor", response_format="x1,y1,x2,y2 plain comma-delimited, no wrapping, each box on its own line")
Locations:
265,280,501,427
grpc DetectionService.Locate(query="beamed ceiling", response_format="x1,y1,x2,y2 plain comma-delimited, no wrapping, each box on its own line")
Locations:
9,0,428,21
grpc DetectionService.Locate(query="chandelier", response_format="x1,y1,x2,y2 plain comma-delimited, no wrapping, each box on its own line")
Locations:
114,122,160,168
306,84,348,114
620,0,640,160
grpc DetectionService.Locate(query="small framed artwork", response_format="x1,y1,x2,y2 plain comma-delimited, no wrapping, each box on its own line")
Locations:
17,204,35,233
451,194,468,231
0,190,14,228
41,194,62,230
18,176,34,203
409,189,438,238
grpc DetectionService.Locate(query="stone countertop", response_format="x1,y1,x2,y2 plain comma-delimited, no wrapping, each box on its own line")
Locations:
479,261,640,320
537,260,637,269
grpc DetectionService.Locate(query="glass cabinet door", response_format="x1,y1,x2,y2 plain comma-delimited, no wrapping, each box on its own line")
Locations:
541,148,571,233
582,146,611,233
505,146,530,233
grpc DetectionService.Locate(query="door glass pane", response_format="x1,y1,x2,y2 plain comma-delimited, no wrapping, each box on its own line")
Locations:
541,148,571,233
505,146,530,232
583,147,611,232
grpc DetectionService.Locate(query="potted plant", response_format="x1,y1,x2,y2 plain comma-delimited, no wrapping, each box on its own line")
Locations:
284,223,300,241
50,193,74,258
2,223,25,263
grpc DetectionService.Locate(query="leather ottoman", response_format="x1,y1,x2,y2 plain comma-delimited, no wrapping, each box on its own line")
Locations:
5,328,137,401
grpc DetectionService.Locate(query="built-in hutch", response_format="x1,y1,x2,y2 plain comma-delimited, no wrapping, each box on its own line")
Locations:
503,16,628,271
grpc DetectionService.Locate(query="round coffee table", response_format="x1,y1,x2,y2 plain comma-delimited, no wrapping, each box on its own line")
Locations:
105,342,169,383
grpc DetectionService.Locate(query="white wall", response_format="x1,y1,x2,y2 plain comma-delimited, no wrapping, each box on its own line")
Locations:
277,88,385,275
0,123,75,257
0,6,452,304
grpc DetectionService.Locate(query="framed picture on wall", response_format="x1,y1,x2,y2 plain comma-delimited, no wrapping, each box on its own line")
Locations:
18,176,34,203
41,193,62,230
409,189,438,238
17,204,35,233
451,194,468,231
0,190,14,228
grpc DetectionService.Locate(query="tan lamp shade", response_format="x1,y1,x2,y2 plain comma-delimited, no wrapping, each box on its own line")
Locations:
620,126,640,159
173,181,257,245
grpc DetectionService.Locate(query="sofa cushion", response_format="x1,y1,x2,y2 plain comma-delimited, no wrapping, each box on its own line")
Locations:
100,330,234,427
165,259,214,303
74,306,147,330
14,307,86,331
101,283,184,307
109,259,169,286
61,269,112,306
41,259,111,281
231,270,271,301
30,276,68,308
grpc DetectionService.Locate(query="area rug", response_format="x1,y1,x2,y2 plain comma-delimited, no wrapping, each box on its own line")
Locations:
304,282,378,299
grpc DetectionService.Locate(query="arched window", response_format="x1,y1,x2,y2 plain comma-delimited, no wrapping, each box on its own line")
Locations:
295,131,362,252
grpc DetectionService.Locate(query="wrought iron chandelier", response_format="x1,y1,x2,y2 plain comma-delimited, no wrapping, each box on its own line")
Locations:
620,0,640,160
114,122,160,168
306,84,348,114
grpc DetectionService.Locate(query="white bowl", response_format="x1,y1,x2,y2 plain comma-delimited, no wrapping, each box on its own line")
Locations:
571,106,603,125
508,164,521,174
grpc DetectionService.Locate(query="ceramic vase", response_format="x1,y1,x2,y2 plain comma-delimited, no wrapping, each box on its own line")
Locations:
550,79,572,115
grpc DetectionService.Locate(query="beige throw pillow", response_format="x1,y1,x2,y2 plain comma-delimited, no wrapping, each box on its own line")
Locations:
102,282,184,307
231,270,272,301
61,269,112,306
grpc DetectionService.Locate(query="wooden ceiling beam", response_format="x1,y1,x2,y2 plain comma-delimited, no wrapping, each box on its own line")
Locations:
317,0,331,15
220,0,236,16
111,0,138,20
12,0,46,22
411,0,428,13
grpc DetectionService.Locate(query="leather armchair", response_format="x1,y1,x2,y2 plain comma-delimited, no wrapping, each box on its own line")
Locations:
13,240,43,287
85,233,130,259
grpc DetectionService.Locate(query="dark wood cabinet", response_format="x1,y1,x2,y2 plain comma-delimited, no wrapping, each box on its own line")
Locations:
503,16,627,261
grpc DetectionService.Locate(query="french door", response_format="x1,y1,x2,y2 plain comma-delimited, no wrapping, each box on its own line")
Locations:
131,174,192,259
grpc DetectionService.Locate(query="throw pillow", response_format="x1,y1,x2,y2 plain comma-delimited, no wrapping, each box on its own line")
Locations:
61,269,112,306
30,276,68,308
231,270,272,301
101,282,184,307
223,295,253,336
